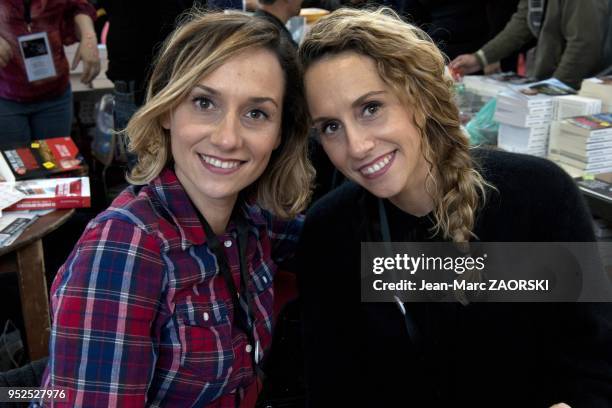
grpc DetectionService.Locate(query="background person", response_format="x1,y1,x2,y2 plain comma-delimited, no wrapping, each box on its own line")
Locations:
96,0,201,166
0,0,99,145
449,0,609,88
297,7,612,407
38,11,313,406
254,0,303,46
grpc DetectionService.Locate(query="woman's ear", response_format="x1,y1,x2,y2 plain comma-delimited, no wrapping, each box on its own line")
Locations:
161,113,171,130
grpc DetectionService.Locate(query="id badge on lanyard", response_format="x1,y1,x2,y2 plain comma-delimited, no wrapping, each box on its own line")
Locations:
17,31,57,82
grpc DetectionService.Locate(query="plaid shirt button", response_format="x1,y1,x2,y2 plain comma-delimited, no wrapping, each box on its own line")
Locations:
224,240,232,248
245,344,253,353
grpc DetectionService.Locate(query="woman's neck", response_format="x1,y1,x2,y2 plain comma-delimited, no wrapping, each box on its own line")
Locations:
389,162,435,217
174,166,238,235
199,201,235,235
388,189,434,217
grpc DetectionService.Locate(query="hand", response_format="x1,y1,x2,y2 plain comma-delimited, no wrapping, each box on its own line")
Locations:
243,0,257,11
449,54,481,76
71,32,100,85
484,62,502,75
0,35,13,68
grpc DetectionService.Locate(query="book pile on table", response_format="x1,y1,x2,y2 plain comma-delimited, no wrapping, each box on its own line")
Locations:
495,79,575,157
0,137,91,247
462,72,534,99
579,76,612,113
553,113,612,177
547,96,602,163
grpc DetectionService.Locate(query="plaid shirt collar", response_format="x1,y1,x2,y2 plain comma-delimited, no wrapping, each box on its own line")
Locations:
151,167,268,247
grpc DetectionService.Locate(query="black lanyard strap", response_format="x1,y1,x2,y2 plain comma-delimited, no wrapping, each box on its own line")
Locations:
377,198,423,350
23,0,32,27
198,210,261,369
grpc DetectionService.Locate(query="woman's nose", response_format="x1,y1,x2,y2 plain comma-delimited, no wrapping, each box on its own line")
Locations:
210,114,243,150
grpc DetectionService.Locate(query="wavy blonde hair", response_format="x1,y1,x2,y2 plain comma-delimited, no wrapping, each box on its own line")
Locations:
300,7,492,242
125,11,313,218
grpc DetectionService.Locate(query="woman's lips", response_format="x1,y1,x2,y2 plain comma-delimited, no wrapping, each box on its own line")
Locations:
358,151,396,179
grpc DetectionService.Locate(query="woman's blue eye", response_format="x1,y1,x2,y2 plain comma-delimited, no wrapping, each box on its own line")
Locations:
321,121,341,135
363,102,381,117
193,97,214,110
247,109,268,120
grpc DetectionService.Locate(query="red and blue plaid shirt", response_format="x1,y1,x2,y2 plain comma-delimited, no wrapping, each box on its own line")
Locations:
37,167,303,407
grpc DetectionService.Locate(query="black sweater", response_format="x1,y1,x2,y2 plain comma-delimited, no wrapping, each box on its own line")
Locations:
296,149,612,407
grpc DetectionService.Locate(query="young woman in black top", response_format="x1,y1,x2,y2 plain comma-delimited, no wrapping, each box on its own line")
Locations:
296,7,612,407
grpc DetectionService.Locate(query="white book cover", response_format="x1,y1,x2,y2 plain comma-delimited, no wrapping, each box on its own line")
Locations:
5,177,91,211
494,107,552,127
0,212,38,247
0,183,25,213
552,95,602,120
579,77,612,104
496,78,576,112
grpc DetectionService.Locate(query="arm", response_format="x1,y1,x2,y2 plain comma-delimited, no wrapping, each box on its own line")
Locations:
552,0,607,88
261,210,304,268
0,35,12,68
450,0,534,74
41,219,165,407
72,13,101,84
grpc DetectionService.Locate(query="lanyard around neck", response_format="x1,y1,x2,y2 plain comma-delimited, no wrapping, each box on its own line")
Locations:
198,210,261,367
23,0,32,31
377,198,423,349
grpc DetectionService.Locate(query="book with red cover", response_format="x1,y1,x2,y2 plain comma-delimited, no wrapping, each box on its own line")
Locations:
0,137,84,182
5,177,91,211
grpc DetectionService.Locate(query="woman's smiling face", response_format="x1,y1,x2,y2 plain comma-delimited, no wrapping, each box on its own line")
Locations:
164,47,284,212
305,51,430,208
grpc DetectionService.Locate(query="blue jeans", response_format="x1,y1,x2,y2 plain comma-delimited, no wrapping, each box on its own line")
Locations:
0,86,73,147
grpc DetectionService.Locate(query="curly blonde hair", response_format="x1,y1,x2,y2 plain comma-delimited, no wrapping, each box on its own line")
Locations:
300,7,491,242
125,11,313,218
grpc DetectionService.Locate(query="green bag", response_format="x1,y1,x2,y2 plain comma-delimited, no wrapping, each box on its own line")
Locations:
465,98,499,146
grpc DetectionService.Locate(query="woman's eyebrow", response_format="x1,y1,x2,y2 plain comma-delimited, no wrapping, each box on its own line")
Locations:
248,96,279,108
351,90,386,108
194,84,219,95
194,85,278,108
311,90,387,124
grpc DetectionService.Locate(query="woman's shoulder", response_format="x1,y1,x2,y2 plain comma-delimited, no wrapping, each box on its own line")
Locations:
307,181,365,221
471,148,595,241
472,148,578,199
92,184,162,232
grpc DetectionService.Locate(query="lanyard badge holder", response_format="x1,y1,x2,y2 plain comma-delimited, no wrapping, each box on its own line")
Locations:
18,0,56,82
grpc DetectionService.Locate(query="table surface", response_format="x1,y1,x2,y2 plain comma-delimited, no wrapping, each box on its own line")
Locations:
0,209,75,257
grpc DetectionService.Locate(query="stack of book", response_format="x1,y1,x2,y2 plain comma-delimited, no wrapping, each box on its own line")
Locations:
548,96,603,162
552,95,602,121
462,72,534,98
579,77,612,113
554,113,612,176
495,79,575,157
0,137,91,247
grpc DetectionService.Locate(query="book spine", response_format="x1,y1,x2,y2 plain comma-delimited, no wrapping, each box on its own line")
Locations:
6,195,90,211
